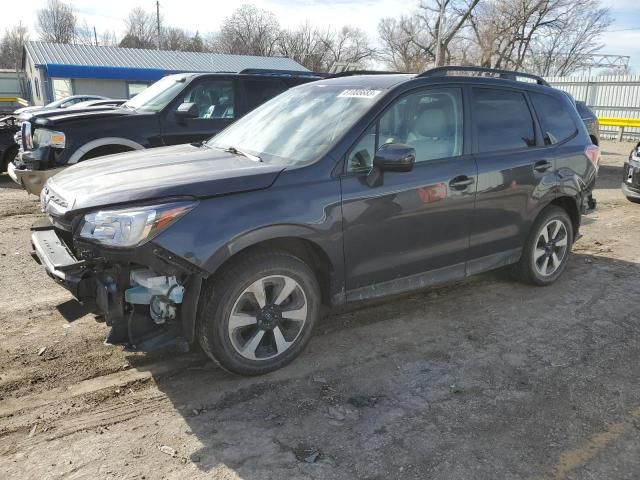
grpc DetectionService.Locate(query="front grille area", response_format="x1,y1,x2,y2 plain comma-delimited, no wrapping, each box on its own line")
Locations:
41,185,73,232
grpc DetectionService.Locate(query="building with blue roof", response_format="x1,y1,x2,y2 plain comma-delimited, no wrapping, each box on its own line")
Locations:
22,41,308,105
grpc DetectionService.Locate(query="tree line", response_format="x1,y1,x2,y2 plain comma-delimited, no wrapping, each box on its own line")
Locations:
0,0,614,77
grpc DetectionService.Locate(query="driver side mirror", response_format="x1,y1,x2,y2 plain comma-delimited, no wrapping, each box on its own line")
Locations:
176,102,199,119
367,143,416,187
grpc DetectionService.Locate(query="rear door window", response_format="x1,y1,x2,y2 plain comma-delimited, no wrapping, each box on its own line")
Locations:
243,79,288,111
472,88,536,153
530,92,578,145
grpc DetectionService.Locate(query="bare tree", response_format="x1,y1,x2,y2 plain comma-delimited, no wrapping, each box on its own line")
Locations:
0,23,29,70
378,0,479,70
75,20,96,46
418,0,480,66
528,0,612,76
161,27,189,51
100,30,119,47
120,7,158,49
317,26,376,69
469,0,611,76
378,16,429,72
277,22,330,71
211,5,280,56
36,0,77,44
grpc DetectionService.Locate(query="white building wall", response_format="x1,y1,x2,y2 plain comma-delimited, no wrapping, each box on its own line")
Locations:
72,78,129,99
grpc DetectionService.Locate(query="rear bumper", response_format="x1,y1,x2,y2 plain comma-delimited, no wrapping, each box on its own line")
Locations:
8,160,64,195
622,182,640,200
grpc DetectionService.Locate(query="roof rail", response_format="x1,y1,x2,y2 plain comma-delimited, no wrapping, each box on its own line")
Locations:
328,70,405,78
238,68,324,77
418,66,549,86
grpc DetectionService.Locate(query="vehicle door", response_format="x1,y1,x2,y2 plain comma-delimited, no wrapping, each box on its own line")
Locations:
467,87,555,274
160,77,237,146
340,86,477,298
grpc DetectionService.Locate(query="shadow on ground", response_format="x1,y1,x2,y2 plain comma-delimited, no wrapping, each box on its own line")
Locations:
122,252,640,479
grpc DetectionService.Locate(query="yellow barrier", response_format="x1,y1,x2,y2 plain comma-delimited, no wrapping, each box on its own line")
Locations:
0,96,29,107
598,117,640,128
597,116,640,141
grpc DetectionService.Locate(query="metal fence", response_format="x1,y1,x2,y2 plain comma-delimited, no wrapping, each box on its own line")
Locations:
545,75,640,140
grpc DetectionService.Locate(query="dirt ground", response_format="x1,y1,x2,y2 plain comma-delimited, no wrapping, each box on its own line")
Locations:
1,140,639,480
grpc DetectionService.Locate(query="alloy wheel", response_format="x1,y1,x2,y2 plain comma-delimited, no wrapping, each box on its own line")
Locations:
228,275,308,361
533,219,569,277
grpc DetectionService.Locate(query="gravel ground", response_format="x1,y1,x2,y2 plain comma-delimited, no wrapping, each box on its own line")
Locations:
0,140,639,480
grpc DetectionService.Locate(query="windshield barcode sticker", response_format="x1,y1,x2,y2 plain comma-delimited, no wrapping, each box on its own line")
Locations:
338,89,382,98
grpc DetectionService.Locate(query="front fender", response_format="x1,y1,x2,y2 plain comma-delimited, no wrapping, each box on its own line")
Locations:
67,137,145,164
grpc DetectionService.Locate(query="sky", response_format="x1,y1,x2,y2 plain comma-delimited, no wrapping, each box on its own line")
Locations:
2,0,640,74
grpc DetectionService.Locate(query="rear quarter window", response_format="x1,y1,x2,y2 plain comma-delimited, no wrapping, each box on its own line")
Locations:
530,92,578,145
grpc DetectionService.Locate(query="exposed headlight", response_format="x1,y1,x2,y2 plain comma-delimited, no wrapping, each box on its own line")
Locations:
79,201,197,248
33,128,66,148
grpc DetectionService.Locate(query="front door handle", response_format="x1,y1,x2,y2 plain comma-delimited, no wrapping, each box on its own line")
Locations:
534,160,552,172
449,175,475,190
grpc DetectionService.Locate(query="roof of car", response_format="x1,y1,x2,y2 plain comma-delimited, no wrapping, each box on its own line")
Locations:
314,74,416,89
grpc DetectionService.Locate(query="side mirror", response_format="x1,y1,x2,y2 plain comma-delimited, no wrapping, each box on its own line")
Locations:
176,102,199,119
367,143,415,187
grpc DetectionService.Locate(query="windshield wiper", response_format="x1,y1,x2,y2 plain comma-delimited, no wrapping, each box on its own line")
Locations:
222,146,262,162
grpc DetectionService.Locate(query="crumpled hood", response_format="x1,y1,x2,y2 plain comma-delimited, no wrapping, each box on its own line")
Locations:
46,144,285,212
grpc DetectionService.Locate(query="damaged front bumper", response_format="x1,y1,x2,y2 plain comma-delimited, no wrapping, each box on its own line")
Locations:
30,220,202,351
9,159,65,196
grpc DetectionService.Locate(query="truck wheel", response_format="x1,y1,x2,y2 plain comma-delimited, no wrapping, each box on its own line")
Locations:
2,146,17,173
515,206,573,286
198,251,320,376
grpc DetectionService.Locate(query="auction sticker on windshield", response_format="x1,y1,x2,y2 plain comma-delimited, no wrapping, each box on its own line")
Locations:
338,89,382,98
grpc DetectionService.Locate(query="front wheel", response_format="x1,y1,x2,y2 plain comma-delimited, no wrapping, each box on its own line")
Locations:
198,251,320,376
515,206,573,286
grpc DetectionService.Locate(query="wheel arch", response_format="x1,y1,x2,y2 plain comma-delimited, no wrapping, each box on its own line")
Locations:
207,233,336,307
183,232,338,347
549,196,580,240
68,137,145,164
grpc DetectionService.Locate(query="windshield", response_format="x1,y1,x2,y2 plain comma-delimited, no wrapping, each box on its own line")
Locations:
207,84,384,164
122,76,186,112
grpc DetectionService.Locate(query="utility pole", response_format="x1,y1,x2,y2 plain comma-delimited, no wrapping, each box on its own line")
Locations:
435,0,446,66
156,1,161,50
93,26,98,46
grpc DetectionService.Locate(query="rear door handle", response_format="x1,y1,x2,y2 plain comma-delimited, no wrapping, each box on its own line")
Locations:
534,160,552,172
449,175,475,190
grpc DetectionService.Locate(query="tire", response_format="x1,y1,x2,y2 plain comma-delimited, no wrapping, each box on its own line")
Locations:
2,146,17,173
625,195,640,204
197,250,321,376
514,206,573,286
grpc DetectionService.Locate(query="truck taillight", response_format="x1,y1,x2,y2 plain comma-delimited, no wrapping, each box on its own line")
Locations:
585,144,600,171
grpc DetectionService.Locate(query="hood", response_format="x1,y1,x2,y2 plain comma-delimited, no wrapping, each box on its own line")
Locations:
28,107,138,126
46,144,285,212
14,106,43,115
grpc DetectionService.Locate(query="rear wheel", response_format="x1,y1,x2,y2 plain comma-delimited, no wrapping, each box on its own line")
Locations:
198,251,320,376
515,206,573,286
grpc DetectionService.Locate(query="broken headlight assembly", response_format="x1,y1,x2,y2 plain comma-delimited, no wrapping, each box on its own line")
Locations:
79,201,197,248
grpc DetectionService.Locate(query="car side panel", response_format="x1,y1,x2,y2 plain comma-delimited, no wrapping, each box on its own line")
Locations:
152,163,346,302
468,148,556,264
